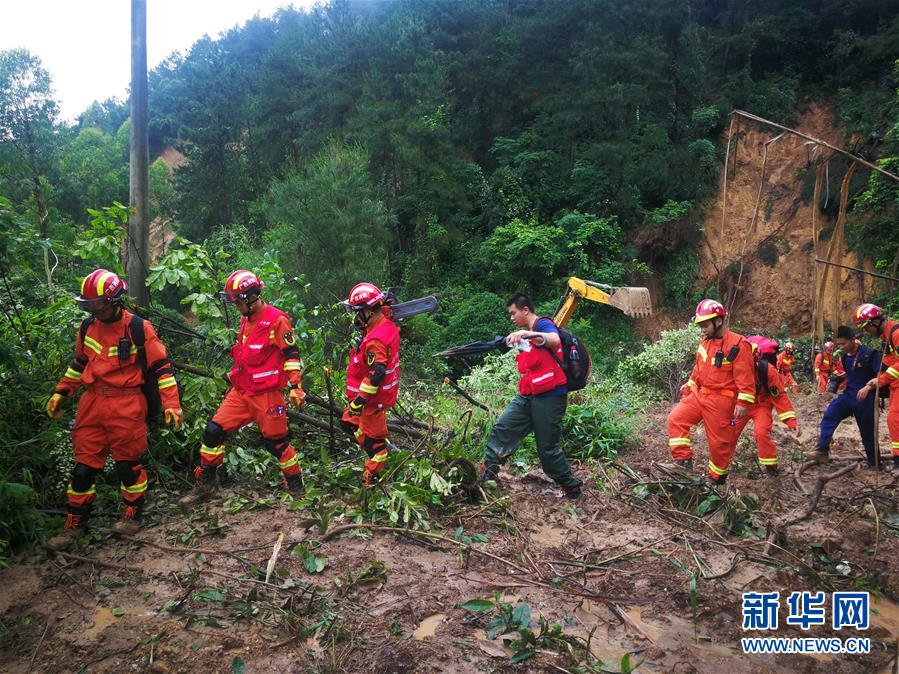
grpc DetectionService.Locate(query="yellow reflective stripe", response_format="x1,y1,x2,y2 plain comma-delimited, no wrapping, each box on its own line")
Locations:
370,450,388,463
95,271,114,295
778,411,796,421
284,361,302,371
121,479,148,494
737,392,756,404
199,444,225,459
269,330,275,340
83,335,103,354
108,345,138,357
66,485,96,497
892,441,899,449
708,460,727,476
887,367,899,379
64,367,82,380
279,455,298,469
668,438,691,447
354,428,363,440
697,345,708,362
157,375,177,390
687,379,697,388
758,457,778,466
359,382,379,395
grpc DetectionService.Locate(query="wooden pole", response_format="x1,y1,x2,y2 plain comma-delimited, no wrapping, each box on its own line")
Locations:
128,0,150,306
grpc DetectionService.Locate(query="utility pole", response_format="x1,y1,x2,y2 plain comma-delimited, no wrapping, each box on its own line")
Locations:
128,0,150,306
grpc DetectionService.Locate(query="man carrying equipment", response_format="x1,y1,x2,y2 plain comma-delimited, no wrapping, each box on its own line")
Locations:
46,269,183,550
180,270,305,504
667,299,756,486
806,325,881,467
854,304,899,468
340,282,400,487
734,336,801,476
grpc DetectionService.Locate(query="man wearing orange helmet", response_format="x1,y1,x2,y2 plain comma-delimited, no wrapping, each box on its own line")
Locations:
814,341,836,393
340,282,400,486
667,299,756,485
854,303,899,467
45,269,183,550
776,342,800,392
180,270,305,504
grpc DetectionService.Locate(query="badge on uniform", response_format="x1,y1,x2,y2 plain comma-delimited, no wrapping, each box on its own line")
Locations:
366,351,376,366
283,331,295,346
267,404,286,417
769,386,780,398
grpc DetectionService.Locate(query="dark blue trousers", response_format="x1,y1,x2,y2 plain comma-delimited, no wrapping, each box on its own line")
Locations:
817,391,876,464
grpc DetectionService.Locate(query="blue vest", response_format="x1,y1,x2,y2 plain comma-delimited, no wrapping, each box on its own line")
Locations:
839,345,881,393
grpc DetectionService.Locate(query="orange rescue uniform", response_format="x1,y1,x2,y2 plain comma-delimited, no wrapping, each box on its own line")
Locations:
732,362,797,467
876,319,899,458
668,329,756,480
53,310,180,509
776,351,799,392
814,352,835,393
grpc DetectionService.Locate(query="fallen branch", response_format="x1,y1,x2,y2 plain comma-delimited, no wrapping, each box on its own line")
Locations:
443,377,490,411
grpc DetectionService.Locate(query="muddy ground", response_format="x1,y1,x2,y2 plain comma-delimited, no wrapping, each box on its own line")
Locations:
2,388,898,673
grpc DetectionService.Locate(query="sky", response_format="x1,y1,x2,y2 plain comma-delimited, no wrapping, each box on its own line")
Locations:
0,0,317,121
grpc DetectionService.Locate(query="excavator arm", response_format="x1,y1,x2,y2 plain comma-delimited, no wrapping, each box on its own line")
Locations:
552,277,652,327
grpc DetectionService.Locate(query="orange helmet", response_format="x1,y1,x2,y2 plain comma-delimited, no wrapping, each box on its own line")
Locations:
852,303,883,327
693,299,726,324
220,270,264,301
344,282,385,311
75,269,127,312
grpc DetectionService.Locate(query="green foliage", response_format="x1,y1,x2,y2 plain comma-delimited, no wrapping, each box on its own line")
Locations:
72,202,128,273
618,325,700,400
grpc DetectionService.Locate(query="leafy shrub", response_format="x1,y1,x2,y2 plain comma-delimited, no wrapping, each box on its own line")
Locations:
617,324,700,399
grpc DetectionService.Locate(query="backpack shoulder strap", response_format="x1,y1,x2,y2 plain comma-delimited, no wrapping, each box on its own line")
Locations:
79,317,94,343
129,314,148,372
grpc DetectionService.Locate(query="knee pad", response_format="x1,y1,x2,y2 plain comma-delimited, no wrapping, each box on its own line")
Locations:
263,435,290,459
362,436,387,459
71,462,98,492
202,421,226,447
115,460,142,487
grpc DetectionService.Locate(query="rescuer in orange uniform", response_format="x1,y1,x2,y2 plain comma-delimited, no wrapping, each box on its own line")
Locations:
734,336,801,476
776,341,800,392
814,341,836,393
667,299,756,485
180,270,305,504
340,283,400,486
45,269,183,550
854,303,899,468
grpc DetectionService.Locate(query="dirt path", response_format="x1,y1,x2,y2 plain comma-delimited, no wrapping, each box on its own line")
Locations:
2,390,897,673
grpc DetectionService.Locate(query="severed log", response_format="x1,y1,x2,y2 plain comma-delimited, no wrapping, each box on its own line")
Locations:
443,377,490,411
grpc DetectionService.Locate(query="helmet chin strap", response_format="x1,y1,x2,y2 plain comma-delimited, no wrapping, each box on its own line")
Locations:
96,302,123,323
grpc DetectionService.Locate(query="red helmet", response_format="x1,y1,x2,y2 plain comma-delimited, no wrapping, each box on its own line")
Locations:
852,303,882,327
75,269,128,312
221,270,264,301
693,299,726,324
823,341,834,352
784,341,796,353
344,282,385,311
747,335,778,357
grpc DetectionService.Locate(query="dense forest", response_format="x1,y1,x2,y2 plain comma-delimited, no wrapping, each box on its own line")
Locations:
1,0,898,579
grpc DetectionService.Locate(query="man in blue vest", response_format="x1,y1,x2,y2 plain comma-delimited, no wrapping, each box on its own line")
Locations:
806,325,882,467
481,294,583,499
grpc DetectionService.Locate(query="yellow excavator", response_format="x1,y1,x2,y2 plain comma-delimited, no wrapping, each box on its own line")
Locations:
435,277,651,357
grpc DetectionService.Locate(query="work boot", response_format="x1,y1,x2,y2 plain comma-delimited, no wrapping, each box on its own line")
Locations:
764,465,780,478
46,512,87,552
674,458,693,471
561,484,582,500
179,465,217,506
110,504,142,536
706,474,727,489
804,449,831,465
283,473,304,496
480,463,501,486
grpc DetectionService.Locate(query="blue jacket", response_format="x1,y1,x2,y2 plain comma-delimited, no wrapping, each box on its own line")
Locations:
836,344,881,394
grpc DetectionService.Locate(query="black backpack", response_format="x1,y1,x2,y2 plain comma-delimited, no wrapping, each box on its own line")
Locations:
79,314,162,425
539,318,591,391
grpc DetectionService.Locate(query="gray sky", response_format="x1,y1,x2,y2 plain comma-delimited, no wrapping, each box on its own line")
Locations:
0,0,317,121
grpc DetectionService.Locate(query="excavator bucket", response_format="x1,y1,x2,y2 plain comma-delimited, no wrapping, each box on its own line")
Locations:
599,284,653,318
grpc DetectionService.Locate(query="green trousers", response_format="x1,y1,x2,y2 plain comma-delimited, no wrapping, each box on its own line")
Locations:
484,394,582,488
